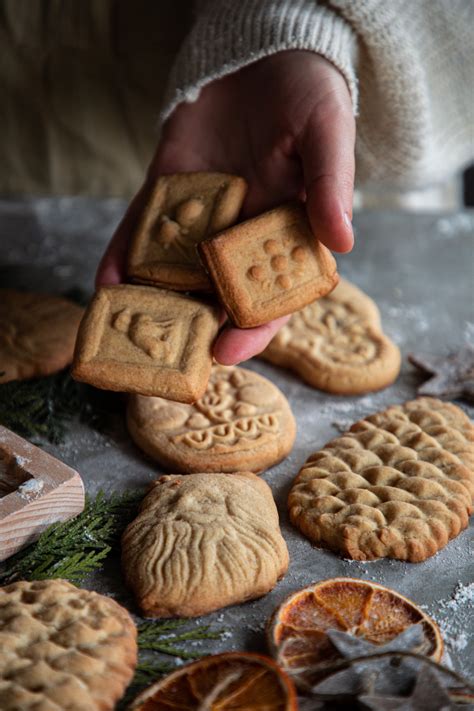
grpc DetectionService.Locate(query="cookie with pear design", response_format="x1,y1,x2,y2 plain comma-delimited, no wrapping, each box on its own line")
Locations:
127,365,296,473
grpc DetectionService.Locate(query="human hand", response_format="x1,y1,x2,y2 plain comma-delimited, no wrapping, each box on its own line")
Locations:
96,50,355,364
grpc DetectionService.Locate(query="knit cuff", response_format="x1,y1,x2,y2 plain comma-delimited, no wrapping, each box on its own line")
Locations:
160,0,358,123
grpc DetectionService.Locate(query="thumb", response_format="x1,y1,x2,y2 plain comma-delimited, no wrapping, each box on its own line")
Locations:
297,92,355,253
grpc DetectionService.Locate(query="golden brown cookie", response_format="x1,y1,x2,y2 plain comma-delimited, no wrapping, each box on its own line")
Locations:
127,365,296,473
127,172,247,291
261,278,401,394
72,285,220,402
0,579,137,711
198,203,338,328
288,398,474,562
122,472,289,617
0,290,84,383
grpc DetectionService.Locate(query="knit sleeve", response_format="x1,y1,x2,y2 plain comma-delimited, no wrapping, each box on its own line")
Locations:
160,0,358,122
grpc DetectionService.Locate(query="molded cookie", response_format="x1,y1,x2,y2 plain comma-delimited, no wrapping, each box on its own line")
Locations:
0,579,137,711
288,397,474,562
0,290,84,383
198,203,338,328
122,472,289,617
261,278,401,394
72,285,220,402
127,172,247,290
127,365,296,473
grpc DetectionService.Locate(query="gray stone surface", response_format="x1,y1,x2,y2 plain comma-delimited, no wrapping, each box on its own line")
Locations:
1,198,473,686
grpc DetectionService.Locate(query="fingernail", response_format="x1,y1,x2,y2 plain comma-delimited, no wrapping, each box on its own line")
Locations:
343,212,353,232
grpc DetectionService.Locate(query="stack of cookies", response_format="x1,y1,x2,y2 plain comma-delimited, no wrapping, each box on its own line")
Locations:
72,171,339,402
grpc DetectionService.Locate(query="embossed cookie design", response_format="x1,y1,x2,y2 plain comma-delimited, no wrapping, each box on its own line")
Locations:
72,285,219,402
122,472,289,617
127,172,247,290
198,203,338,328
0,290,84,383
127,365,296,473
261,278,401,394
0,579,137,711
288,398,474,562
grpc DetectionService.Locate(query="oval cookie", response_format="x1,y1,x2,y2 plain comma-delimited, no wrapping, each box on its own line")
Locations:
0,579,137,711
122,472,289,617
127,365,296,473
261,278,401,395
0,290,84,383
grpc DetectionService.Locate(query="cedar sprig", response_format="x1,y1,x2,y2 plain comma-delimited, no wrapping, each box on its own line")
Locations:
138,619,225,660
0,489,142,584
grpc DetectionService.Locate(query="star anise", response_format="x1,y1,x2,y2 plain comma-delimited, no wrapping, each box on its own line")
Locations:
408,347,474,402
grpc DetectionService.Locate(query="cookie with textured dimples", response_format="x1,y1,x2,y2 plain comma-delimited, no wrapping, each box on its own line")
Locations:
127,365,296,473
261,278,401,394
127,172,247,291
198,202,339,328
0,578,137,711
0,290,84,383
72,285,219,402
288,397,474,562
122,472,289,617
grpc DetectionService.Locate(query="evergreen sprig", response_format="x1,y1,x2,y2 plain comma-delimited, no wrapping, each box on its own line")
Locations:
0,368,117,443
0,489,142,584
138,619,224,660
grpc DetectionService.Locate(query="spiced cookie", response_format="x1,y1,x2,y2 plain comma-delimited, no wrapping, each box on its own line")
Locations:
122,472,289,617
0,579,137,711
127,172,247,291
199,203,338,328
261,278,401,394
0,290,84,383
288,398,474,562
72,285,219,402
127,365,296,473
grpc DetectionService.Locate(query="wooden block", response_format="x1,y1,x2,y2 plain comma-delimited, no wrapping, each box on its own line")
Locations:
0,426,85,562
199,202,339,328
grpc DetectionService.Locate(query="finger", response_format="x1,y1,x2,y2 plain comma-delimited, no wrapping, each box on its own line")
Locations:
213,315,290,365
297,95,355,253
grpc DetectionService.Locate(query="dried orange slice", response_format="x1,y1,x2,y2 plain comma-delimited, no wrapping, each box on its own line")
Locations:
128,651,298,710
268,577,443,688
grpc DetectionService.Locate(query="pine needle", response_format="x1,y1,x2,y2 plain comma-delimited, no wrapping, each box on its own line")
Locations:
138,620,225,660
0,368,119,444
0,489,142,584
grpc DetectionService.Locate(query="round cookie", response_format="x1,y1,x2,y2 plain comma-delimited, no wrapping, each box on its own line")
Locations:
0,290,84,383
0,578,137,711
127,365,296,473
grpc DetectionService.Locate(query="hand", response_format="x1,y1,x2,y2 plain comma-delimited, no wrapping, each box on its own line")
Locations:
96,50,355,364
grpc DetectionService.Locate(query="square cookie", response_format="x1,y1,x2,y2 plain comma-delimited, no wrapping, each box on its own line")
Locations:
0,426,85,561
127,172,247,291
72,285,220,402
199,203,339,328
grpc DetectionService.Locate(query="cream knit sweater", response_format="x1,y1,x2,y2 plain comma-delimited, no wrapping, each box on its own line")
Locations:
162,0,474,190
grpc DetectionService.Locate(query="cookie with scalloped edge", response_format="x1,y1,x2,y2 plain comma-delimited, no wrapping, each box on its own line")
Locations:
122,472,289,617
288,397,473,562
261,278,401,394
127,365,296,473
0,579,137,711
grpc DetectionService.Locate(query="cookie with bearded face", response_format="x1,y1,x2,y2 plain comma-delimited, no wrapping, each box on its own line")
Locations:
126,365,296,473
121,472,289,617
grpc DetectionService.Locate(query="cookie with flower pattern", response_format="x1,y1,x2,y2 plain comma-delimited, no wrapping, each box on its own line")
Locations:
127,365,296,473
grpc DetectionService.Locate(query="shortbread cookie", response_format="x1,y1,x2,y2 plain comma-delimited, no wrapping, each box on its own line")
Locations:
288,398,474,562
127,172,247,290
198,203,338,328
261,278,401,394
0,290,84,383
127,365,296,473
122,472,289,617
0,579,137,711
72,285,219,402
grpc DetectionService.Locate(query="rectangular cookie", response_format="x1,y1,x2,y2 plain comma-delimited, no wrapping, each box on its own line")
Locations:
127,172,247,291
72,285,220,402
198,202,339,328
